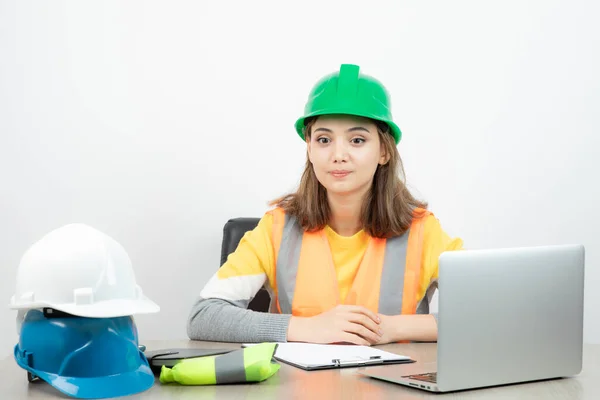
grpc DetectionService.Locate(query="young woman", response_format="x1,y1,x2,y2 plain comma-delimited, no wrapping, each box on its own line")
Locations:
187,64,463,345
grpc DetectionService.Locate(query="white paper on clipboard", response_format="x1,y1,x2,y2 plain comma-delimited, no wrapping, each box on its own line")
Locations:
243,342,413,370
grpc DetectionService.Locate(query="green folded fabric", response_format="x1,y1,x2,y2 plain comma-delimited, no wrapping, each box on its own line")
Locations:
159,343,280,385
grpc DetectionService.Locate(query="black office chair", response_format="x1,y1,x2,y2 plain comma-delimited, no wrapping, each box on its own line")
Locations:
220,217,271,312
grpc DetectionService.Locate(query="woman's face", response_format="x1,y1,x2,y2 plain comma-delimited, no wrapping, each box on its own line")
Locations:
307,114,387,197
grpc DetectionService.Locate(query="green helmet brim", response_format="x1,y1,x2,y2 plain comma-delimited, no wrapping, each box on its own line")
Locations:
294,110,401,144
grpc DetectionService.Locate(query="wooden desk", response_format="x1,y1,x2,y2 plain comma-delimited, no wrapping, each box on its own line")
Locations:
2,341,597,399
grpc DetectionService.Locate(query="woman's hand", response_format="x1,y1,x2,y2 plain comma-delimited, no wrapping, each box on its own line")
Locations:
374,314,398,344
286,305,383,345
374,314,439,344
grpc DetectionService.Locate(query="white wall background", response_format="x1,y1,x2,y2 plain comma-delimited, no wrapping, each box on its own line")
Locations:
1,0,599,358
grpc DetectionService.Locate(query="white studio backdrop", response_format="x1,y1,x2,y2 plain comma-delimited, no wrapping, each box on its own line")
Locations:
1,0,599,358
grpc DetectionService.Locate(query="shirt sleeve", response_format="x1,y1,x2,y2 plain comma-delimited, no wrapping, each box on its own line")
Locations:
418,214,464,321
423,214,464,282
198,212,277,304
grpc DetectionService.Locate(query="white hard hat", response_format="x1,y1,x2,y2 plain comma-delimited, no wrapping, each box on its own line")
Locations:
9,223,160,318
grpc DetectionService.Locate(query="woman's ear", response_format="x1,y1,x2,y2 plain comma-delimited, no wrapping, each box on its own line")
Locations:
306,136,313,163
379,143,390,165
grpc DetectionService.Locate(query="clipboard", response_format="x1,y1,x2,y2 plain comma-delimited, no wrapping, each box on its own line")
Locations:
243,343,415,371
279,354,416,371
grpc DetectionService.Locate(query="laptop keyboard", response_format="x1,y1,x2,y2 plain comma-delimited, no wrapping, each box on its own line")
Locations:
404,372,437,383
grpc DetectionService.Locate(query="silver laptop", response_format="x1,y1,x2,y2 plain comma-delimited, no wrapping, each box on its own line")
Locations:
359,244,585,393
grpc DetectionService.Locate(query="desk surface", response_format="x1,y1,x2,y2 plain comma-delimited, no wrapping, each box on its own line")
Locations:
2,341,598,399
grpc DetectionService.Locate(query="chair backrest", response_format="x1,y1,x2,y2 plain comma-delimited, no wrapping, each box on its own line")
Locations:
220,218,271,312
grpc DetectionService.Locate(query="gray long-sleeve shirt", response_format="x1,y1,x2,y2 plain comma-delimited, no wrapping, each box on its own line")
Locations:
187,297,291,343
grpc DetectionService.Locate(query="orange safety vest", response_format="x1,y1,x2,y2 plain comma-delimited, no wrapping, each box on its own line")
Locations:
267,207,431,317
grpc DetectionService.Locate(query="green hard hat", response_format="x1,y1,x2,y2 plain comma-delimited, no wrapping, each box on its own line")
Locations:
294,64,402,144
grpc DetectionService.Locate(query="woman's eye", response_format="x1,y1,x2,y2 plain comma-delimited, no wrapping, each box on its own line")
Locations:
351,138,365,144
317,137,330,144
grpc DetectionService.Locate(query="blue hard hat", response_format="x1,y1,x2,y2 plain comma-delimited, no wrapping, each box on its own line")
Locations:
14,309,155,399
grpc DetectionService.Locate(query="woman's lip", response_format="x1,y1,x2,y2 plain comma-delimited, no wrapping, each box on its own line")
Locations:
330,171,351,177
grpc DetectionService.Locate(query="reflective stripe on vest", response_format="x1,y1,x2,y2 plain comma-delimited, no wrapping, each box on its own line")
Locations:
269,207,430,317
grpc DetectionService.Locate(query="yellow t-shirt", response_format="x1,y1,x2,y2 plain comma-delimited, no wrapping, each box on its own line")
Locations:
201,211,463,310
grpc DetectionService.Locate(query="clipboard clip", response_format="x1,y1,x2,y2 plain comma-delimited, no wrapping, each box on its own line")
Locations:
331,356,383,367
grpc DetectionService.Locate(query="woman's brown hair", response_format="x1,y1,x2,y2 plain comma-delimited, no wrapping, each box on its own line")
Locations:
269,117,428,238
